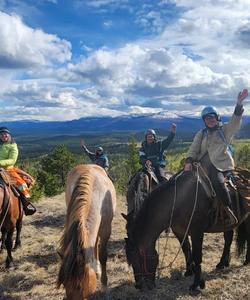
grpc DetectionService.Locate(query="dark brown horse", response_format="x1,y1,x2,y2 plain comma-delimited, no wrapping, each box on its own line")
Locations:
124,165,250,292
126,166,172,215
0,180,23,268
57,164,116,300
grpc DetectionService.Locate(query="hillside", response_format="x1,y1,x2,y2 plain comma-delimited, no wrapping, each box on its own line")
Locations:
0,194,249,299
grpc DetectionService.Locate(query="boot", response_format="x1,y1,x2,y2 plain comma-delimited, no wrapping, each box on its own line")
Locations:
19,195,36,216
224,206,238,226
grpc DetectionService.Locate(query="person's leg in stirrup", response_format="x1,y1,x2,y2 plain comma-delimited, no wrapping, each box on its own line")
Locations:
17,183,36,216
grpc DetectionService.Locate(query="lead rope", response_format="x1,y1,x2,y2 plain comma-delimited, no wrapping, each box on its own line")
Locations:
158,164,201,276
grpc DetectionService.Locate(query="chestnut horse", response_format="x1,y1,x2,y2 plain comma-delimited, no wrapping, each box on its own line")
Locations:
0,179,23,268
57,164,116,300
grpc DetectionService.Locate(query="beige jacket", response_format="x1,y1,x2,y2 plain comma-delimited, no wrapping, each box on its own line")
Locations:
187,113,242,171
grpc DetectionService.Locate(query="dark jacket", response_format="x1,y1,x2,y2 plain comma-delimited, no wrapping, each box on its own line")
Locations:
139,132,175,168
82,146,109,171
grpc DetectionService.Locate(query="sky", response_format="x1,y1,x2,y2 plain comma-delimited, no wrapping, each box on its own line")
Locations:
0,0,250,121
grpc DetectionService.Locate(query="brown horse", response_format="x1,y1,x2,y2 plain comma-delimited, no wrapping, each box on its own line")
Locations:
57,164,116,300
0,179,23,268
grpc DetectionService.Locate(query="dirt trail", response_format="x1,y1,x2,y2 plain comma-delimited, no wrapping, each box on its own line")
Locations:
0,194,249,300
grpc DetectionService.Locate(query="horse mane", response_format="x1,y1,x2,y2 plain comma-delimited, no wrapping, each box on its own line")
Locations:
57,166,93,289
130,171,193,239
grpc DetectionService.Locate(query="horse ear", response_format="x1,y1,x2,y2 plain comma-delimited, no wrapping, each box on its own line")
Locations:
121,213,128,220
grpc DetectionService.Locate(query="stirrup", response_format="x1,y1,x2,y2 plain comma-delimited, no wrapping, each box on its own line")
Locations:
24,204,36,216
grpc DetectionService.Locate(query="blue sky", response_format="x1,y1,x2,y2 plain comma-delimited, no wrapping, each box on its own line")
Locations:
0,0,249,121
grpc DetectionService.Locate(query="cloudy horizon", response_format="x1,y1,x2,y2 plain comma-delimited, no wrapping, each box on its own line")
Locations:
0,0,250,121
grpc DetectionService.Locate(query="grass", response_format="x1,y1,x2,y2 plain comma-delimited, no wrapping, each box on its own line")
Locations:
0,194,249,299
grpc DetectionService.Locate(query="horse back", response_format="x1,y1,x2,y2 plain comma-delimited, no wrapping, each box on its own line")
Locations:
65,164,116,241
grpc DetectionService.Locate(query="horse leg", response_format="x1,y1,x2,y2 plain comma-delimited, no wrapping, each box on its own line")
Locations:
0,228,7,252
190,232,205,291
13,218,23,250
244,218,250,265
5,229,14,268
216,230,233,269
173,230,194,276
99,237,109,289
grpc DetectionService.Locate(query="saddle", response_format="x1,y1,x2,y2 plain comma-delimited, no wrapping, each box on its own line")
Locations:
227,167,250,211
143,167,159,186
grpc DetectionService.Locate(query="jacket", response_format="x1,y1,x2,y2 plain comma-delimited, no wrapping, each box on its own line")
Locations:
0,142,18,168
82,146,109,170
186,105,243,171
139,132,175,168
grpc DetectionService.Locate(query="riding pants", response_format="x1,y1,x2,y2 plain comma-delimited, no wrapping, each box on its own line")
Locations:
201,155,232,208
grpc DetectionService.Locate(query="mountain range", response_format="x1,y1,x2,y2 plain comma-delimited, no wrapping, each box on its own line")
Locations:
2,112,250,138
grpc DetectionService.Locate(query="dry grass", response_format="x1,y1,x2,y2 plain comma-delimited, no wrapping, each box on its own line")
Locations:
0,194,249,300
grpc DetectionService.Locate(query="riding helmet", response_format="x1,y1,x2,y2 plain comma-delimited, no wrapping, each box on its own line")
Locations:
201,106,219,120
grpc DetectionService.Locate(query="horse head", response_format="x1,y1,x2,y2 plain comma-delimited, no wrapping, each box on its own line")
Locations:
124,236,158,290
122,211,158,290
58,249,97,300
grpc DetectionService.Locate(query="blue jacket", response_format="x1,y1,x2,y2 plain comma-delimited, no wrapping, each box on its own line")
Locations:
82,146,109,171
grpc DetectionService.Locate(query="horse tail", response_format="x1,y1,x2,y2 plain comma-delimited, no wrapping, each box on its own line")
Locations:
236,221,246,257
57,170,93,289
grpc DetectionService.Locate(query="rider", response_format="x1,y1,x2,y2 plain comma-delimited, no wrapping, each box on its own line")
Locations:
184,89,248,225
0,127,36,215
81,140,109,172
139,124,177,183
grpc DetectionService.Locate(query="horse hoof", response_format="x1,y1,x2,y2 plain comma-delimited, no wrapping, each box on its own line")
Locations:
189,285,201,295
243,260,250,266
13,244,21,251
184,269,193,277
216,262,229,269
199,279,205,289
5,261,13,269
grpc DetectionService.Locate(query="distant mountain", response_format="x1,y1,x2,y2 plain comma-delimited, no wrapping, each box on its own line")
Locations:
1,112,250,138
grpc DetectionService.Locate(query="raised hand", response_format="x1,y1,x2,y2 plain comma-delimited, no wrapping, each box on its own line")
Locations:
80,139,85,148
171,123,177,134
237,89,248,105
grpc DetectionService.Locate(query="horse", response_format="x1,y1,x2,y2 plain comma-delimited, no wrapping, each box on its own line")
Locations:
0,177,23,268
126,165,173,215
57,164,116,300
124,163,250,292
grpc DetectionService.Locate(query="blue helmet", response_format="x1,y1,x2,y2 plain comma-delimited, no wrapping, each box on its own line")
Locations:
201,106,219,120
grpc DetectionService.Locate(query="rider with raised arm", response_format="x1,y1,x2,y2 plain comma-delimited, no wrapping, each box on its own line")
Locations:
139,124,177,183
184,89,248,225
81,140,109,173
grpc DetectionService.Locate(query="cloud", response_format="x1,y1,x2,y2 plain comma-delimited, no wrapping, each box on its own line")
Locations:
0,11,71,69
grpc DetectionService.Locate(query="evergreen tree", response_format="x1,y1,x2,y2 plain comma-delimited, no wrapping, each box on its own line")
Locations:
37,145,77,196
237,145,250,169
125,136,141,177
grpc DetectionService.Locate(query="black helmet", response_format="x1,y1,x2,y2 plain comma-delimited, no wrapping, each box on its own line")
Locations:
145,129,156,139
0,127,11,135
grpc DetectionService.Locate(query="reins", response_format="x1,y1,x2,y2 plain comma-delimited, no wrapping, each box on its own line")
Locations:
158,163,203,276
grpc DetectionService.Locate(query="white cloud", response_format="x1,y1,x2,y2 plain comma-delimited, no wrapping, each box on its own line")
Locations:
0,11,71,69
